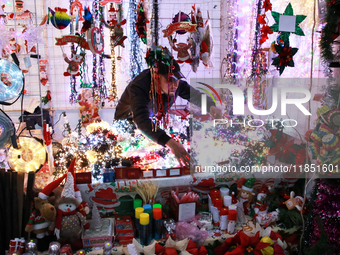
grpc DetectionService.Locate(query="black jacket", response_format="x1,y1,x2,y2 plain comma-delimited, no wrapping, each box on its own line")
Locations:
114,69,215,146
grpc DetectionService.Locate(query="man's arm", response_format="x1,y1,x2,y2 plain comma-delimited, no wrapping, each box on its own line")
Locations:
130,82,171,146
177,81,222,118
177,80,216,110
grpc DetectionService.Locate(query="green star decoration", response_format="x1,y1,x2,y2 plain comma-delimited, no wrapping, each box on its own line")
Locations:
270,3,306,43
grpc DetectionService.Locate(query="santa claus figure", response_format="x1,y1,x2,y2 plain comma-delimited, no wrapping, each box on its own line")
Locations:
63,50,85,76
171,39,193,64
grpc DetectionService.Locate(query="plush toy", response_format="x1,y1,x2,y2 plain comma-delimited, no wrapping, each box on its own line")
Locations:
50,169,90,250
255,209,279,228
63,50,85,76
283,191,304,211
68,158,90,217
254,187,268,217
25,175,66,238
237,178,255,215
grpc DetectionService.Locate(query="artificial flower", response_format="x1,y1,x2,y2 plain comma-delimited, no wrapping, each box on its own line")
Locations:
260,237,274,255
258,14,266,25
262,0,272,12
224,231,270,255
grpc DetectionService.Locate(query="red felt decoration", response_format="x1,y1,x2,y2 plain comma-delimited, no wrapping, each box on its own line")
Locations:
257,14,266,25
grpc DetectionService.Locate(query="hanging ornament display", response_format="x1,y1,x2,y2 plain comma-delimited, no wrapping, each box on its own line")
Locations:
78,89,101,126
70,0,84,22
20,23,45,53
100,0,122,6
270,3,306,43
136,1,148,44
87,26,104,54
8,137,46,173
163,11,197,66
39,60,49,86
103,6,127,48
0,59,24,103
63,49,85,76
41,90,51,105
0,25,15,56
48,7,71,30
81,6,93,34
272,44,298,75
268,3,306,75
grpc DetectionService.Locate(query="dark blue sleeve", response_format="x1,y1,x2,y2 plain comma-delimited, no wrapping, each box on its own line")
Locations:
177,80,216,110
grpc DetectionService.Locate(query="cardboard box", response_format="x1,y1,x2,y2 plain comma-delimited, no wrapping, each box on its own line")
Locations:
115,167,127,179
75,172,92,184
141,169,154,178
115,166,140,179
168,168,181,177
170,194,197,221
82,218,114,247
115,216,134,245
181,167,191,175
154,169,167,178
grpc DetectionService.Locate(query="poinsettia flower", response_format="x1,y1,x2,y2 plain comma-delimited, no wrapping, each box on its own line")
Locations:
262,0,272,12
225,231,270,255
258,14,266,25
271,44,298,75
260,35,268,45
261,25,273,38
269,135,288,159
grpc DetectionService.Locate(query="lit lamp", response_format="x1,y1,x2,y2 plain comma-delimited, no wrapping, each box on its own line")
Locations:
8,137,46,172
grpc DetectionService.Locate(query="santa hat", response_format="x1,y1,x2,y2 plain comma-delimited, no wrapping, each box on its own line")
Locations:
68,158,82,203
241,178,255,192
38,174,66,200
108,7,117,12
61,172,75,198
15,0,23,8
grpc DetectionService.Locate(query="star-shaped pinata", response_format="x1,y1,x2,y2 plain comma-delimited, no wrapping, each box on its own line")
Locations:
0,25,15,54
270,3,306,43
20,24,45,52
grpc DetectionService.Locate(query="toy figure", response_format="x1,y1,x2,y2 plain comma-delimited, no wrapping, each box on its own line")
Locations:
25,175,66,240
237,178,255,215
63,50,85,76
170,39,193,64
254,187,268,217
49,170,90,250
283,191,304,212
70,0,84,21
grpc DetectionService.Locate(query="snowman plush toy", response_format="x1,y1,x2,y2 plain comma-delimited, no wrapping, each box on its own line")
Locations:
49,171,90,250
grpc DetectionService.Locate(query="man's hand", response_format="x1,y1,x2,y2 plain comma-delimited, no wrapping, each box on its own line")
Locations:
210,106,222,119
166,138,190,167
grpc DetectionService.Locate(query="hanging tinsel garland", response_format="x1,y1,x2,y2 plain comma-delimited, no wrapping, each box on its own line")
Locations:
319,0,340,62
151,0,159,45
92,0,107,104
69,0,78,104
128,0,144,79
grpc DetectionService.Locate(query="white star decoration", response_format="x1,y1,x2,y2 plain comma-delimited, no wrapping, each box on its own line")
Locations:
0,25,15,54
20,24,45,52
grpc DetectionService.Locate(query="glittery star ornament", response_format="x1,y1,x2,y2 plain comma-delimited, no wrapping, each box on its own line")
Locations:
20,24,45,52
0,25,15,54
270,3,306,43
